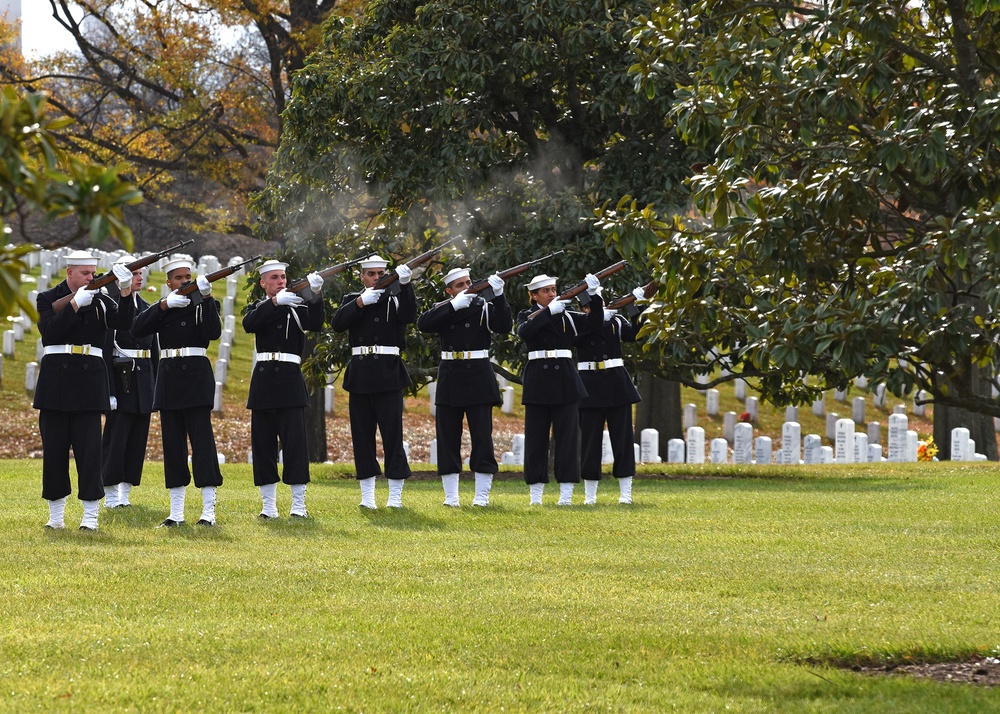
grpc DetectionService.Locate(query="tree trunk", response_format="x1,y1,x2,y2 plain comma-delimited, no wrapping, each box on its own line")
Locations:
302,334,328,463
634,372,682,461
934,359,998,461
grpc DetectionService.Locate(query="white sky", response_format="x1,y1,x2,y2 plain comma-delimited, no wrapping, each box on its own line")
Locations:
20,2,78,59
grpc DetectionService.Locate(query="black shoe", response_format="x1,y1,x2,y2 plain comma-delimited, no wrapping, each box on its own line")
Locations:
196,518,215,527
290,512,308,519
258,513,278,520
158,518,184,528
78,525,97,532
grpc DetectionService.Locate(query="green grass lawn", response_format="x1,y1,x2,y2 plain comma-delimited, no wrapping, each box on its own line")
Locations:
3,461,1000,712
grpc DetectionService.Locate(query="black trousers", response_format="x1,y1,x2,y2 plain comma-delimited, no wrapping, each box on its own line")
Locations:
523,401,580,485
435,402,497,475
348,390,412,480
251,407,310,486
159,407,223,489
39,410,104,501
580,404,636,480
101,410,152,486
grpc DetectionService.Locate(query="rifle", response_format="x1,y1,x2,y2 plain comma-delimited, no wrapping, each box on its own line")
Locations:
374,238,458,293
175,255,263,299
606,280,657,316
432,250,565,307
52,238,195,313
527,259,629,318
286,254,368,294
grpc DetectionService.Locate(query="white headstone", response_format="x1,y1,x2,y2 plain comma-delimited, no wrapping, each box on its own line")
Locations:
695,373,709,386
854,376,868,389
402,441,410,461
25,361,39,393
501,386,515,415
965,438,976,462
37,273,49,292
784,405,798,423
666,438,685,464
803,434,822,464
950,427,970,461
512,434,525,465
213,381,223,413
893,404,906,415
429,439,437,465
745,396,759,421
12,319,23,342
601,430,614,464
226,276,238,299
217,453,226,465
218,341,231,363
734,378,747,400
887,413,908,461
835,418,855,463
819,446,834,464
834,387,848,402
868,443,883,462
214,358,228,385
634,443,640,463
812,397,825,416
686,427,705,464
640,429,660,463
906,430,919,462
873,384,887,409
710,438,728,464
723,411,737,443
324,385,335,413
224,314,236,334
825,413,839,440
867,421,881,445
706,389,720,417
223,296,235,319
2,330,13,357
781,422,801,465
733,423,753,464
754,436,772,465
851,397,865,424
683,403,698,431
428,381,437,417
35,337,43,361
913,390,927,417
854,433,869,463
501,452,515,465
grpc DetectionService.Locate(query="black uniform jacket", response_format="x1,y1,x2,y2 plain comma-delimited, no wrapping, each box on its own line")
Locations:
34,279,125,412
243,295,325,409
417,294,513,407
104,292,157,414
132,296,221,410
516,294,603,405
575,313,641,409
331,284,416,394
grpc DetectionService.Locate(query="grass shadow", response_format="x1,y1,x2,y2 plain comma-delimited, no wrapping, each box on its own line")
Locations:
360,506,449,531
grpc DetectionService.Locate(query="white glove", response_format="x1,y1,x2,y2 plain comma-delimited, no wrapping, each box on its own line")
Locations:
74,286,96,308
197,275,212,296
395,264,412,285
109,396,118,411
112,264,132,291
307,271,324,294
275,289,303,307
359,287,384,306
548,298,567,315
585,273,601,295
487,273,504,296
632,286,647,302
450,290,474,311
165,290,191,309
603,308,617,322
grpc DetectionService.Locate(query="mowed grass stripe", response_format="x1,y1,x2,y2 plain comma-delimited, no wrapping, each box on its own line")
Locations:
2,461,1000,712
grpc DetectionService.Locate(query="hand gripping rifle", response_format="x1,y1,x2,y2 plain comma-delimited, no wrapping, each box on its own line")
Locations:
432,250,565,307
175,255,263,303
285,252,369,294
374,237,458,295
606,280,657,317
528,259,629,318
51,238,195,313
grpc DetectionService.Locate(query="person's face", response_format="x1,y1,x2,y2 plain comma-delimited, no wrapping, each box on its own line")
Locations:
260,269,286,298
166,267,192,291
66,264,97,292
445,276,472,297
360,266,386,289
130,268,144,292
531,285,558,307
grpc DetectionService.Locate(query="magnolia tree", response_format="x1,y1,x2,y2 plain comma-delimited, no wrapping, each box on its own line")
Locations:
0,88,140,320
608,0,1000,457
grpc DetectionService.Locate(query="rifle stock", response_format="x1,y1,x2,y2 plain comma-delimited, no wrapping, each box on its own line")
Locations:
51,238,195,313
373,238,457,290
606,280,656,311
527,260,629,318
176,255,262,296
286,256,367,294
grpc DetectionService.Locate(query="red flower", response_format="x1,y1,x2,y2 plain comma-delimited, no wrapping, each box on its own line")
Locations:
738,411,752,422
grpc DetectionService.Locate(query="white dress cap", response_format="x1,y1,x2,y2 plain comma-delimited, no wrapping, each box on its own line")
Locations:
360,255,389,270
443,267,471,286
114,254,137,265
258,259,288,275
162,254,195,275
525,274,557,292
65,250,98,266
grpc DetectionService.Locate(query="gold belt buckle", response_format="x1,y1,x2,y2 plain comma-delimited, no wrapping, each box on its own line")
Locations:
455,352,465,360
596,361,606,370
71,345,86,355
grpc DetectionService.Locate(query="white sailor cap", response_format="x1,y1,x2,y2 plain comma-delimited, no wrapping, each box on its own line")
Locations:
258,259,288,275
113,253,136,265
360,255,389,270
525,274,557,292
162,254,195,275
443,267,471,286
65,250,98,266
